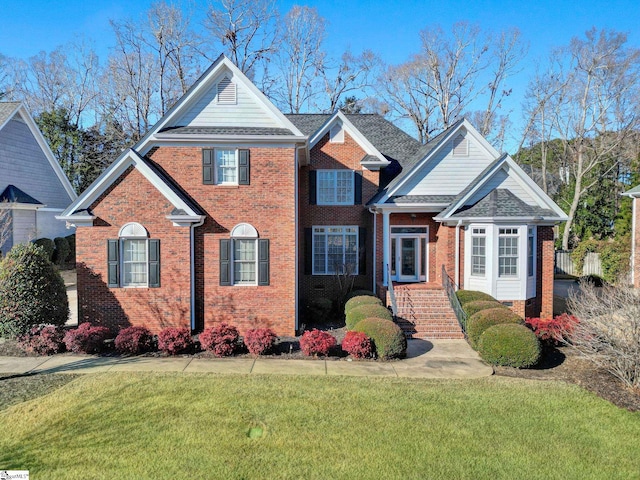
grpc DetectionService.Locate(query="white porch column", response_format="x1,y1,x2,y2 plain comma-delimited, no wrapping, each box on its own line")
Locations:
382,210,390,286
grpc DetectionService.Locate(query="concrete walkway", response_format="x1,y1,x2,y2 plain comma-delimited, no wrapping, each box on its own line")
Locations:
0,339,493,379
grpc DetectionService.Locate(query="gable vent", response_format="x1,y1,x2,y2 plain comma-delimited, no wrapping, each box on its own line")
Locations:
452,134,468,156
217,77,237,105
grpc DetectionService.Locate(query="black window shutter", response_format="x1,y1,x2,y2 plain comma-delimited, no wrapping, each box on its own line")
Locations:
148,239,160,288
358,227,367,275
238,149,250,185
354,171,363,204
309,170,317,205
304,228,313,274
258,239,270,286
203,149,214,184
107,239,119,287
220,239,231,286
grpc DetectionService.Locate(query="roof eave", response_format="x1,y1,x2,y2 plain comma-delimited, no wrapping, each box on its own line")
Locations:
151,133,308,143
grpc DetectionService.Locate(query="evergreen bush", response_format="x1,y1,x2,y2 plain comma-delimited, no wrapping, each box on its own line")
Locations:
353,318,407,360
345,304,392,330
455,290,496,305
344,295,383,314
32,238,55,261
478,323,541,368
462,300,507,318
0,243,68,338
467,308,523,348
53,237,70,265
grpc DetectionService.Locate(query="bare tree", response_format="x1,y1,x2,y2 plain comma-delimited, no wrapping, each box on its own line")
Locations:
205,0,279,76
271,5,326,113
323,49,380,113
568,280,640,389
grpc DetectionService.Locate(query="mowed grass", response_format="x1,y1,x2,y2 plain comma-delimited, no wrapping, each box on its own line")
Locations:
1,374,639,479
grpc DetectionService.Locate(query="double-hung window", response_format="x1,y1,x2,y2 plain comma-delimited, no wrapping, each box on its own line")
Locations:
233,239,257,285
220,223,270,286
498,228,519,277
216,149,238,184
313,226,358,274
317,170,354,205
122,239,148,286
203,149,250,185
471,227,486,276
108,222,160,288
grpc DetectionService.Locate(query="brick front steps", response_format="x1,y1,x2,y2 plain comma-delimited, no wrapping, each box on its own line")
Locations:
390,284,465,340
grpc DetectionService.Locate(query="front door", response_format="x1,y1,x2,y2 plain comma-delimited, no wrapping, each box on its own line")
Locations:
399,237,418,281
391,226,428,282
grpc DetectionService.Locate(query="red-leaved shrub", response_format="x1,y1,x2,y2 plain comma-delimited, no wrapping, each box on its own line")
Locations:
115,326,154,354
244,328,277,356
63,322,111,354
199,323,240,357
299,329,336,356
157,327,193,355
525,314,579,344
341,330,372,359
18,324,65,355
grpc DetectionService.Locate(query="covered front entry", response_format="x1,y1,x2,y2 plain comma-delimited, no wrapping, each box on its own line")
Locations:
390,226,428,282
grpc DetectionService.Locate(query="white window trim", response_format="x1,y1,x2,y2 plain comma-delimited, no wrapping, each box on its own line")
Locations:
470,227,487,277
312,226,359,275
527,227,536,277
498,227,519,278
215,148,239,185
231,222,258,286
317,170,354,205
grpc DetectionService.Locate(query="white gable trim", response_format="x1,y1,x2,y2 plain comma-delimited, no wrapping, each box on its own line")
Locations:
136,56,303,156
57,149,202,223
308,111,389,166
0,103,77,201
381,119,499,202
435,155,567,221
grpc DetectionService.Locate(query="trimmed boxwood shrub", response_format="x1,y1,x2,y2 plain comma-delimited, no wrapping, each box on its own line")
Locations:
344,295,383,314
354,318,407,360
115,326,154,354
467,308,523,348
244,328,277,356
456,290,496,305
345,304,392,330
344,290,376,302
65,234,76,262
158,327,193,355
478,323,541,368
18,324,65,355
306,297,333,324
341,330,372,359
53,236,70,265
63,323,111,354
462,300,507,318
299,329,336,356
33,238,55,261
0,243,69,338
200,323,240,357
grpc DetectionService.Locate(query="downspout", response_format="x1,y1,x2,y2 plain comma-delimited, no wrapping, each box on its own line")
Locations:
368,207,377,294
455,220,463,289
190,218,205,331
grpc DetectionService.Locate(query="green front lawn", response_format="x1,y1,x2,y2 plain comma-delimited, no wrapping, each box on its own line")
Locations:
1,373,639,479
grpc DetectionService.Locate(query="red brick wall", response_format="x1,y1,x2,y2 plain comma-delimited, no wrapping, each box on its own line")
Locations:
78,145,297,337
298,132,377,316
522,225,554,319
389,213,438,281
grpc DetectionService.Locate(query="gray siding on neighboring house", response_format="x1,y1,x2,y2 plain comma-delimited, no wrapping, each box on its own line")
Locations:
11,209,36,246
37,210,72,240
0,117,74,209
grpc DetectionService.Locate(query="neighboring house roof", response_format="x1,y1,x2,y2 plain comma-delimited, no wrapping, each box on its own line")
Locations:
0,102,77,202
0,184,43,205
449,189,557,219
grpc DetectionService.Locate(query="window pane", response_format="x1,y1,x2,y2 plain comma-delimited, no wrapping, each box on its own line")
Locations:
344,233,357,271
472,236,485,276
336,171,353,203
233,239,256,284
528,233,534,277
498,236,518,277
216,150,237,183
122,239,147,286
313,233,326,274
317,171,335,204
313,227,359,275
327,234,343,274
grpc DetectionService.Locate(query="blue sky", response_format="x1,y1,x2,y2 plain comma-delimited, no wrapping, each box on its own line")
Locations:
2,0,639,151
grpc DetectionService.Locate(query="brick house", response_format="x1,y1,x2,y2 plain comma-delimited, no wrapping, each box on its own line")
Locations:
58,55,567,338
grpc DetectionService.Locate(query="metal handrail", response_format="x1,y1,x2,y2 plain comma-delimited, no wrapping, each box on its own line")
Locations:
387,263,398,317
441,265,468,333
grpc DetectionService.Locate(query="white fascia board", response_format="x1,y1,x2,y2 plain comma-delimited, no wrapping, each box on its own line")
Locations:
0,203,43,211
150,133,307,143
308,111,389,166
12,105,77,201
55,214,95,227
436,216,564,225
166,214,206,227
372,204,447,214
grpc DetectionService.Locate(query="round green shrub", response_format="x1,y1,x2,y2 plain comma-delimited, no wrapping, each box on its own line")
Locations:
53,237,70,265
0,243,68,338
354,318,407,360
467,308,523,348
306,297,333,323
345,303,392,330
456,290,496,305
462,300,507,318
33,238,55,261
65,234,76,262
344,289,376,302
344,295,383,314
478,323,541,368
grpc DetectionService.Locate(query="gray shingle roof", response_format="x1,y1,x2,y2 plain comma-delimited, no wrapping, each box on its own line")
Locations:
385,194,455,205
158,126,294,136
0,184,43,205
0,102,21,125
623,184,640,196
449,189,556,218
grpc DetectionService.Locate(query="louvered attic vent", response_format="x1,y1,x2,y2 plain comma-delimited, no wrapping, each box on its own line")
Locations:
217,77,237,104
452,134,468,156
